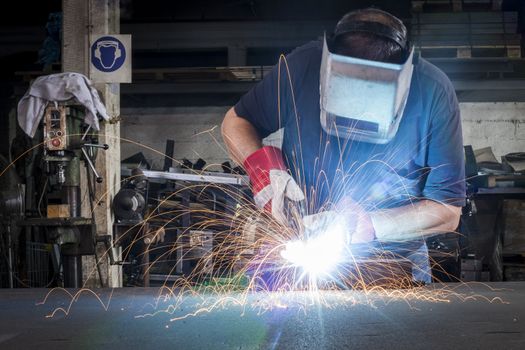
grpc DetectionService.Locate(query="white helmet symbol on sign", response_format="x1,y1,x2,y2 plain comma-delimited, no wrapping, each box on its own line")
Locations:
94,40,122,70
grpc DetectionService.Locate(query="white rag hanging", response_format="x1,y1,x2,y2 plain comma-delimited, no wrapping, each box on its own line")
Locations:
17,72,109,137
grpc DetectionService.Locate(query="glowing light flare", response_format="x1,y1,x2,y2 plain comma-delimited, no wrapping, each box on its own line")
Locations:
280,216,347,278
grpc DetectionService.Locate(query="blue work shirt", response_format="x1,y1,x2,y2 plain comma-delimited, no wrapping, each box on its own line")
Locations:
235,40,466,283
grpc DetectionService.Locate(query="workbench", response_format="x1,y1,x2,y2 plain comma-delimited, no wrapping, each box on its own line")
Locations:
0,282,524,349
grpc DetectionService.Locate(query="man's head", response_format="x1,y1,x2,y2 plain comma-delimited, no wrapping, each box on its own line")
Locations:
330,8,408,64
319,8,415,144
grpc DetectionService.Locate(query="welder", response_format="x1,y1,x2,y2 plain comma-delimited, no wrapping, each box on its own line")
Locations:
221,8,466,284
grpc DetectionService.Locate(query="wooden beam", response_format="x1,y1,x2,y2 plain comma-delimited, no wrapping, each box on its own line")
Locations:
90,0,122,288
62,0,122,288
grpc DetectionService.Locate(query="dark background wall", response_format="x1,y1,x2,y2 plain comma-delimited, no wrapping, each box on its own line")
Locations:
0,0,410,157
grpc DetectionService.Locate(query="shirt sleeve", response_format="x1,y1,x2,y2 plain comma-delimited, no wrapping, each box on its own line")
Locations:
234,46,308,139
422,87,466,207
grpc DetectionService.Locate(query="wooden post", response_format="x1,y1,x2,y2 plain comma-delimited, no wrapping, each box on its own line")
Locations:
62,0,122,287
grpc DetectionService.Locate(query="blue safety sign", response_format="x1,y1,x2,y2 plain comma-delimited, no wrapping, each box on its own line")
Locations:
90,36,126,73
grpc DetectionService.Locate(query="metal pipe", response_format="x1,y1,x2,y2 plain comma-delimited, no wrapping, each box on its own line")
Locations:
66,186,80,218
81,148,103,183
63,255,82,288
81,125,92,140
140,169,247,185
84,143,109,150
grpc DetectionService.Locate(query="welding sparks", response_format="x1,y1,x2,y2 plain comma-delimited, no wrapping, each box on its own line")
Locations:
280,213,347,279
17,131,487,321
25,136,508,323
7,119,484,327
6,53,504,329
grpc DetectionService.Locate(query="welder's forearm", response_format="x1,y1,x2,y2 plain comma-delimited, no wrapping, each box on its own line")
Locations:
221,107,263,165
370,200,461,241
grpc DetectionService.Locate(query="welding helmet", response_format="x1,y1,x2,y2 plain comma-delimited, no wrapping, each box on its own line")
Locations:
320,16,415,144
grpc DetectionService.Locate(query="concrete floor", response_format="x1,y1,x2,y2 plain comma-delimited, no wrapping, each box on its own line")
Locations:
0,282,524,349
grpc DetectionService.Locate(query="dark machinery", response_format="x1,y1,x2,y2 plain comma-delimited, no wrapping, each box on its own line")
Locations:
114,167,250,286
459,145,525,282
0,155,25,288
1,103,109,288
113,169,148,223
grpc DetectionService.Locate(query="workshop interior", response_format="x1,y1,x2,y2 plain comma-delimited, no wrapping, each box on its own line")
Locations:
0,0,525,349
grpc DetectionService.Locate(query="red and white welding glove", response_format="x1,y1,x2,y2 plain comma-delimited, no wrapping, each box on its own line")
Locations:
243,146,305,225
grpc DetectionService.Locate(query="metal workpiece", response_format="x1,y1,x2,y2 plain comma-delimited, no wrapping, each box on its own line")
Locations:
137,169,249,186
0,282,524,349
